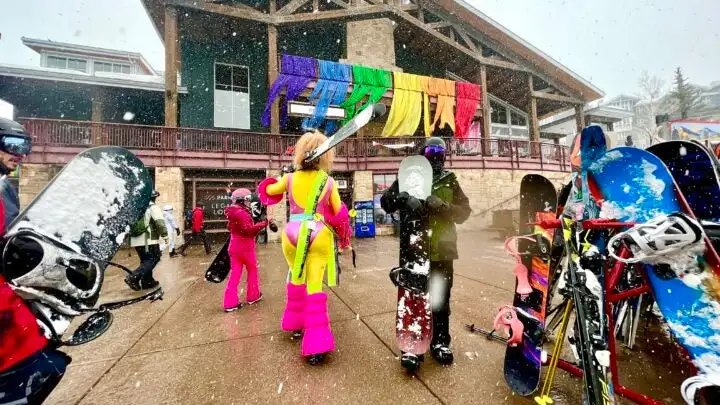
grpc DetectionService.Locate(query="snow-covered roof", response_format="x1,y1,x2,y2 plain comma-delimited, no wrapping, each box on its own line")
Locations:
22,37,158,76
0,63,188,93
540,103,633,133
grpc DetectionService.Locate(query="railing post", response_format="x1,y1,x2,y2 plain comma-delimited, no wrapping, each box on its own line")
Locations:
539,142,544,171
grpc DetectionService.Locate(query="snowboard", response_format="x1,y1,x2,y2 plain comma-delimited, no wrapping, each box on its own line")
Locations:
559,125,615,405
394,155,433,358
503,174,556,396
4,146,153,338
647,140,720,222
205,238,230,283
588,147,720,378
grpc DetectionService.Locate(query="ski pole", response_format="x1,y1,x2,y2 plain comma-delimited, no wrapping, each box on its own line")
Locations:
535,298,573,405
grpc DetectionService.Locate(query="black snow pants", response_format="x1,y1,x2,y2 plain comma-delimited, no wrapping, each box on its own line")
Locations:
429,260,454,347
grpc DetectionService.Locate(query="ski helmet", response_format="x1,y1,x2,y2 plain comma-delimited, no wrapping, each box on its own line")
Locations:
231,188,252,204
421,137,447,173
0,117,32,157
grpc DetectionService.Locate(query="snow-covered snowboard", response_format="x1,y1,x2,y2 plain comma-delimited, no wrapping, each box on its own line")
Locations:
393,156,433,365
3,146,154,340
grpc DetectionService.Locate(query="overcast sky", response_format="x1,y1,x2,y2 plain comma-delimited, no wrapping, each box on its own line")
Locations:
1,0,719,99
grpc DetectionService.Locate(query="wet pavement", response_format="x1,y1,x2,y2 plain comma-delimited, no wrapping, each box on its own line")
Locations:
48,232,691,404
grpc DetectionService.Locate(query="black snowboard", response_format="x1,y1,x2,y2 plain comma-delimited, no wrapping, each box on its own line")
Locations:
504,174,557,396
205,238,230,283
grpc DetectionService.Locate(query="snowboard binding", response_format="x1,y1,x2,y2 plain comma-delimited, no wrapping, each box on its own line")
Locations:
493,305,525,346
504,235,536,296
389,266,428,294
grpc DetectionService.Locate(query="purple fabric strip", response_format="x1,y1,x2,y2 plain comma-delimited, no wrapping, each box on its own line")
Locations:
262,54,318,128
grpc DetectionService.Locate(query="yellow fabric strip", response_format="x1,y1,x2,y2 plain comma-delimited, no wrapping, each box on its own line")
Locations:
382,72,423,137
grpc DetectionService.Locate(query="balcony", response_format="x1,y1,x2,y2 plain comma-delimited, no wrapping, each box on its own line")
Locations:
21,118,571,172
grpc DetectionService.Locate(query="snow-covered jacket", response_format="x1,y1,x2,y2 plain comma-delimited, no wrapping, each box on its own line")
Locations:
130,202,168,247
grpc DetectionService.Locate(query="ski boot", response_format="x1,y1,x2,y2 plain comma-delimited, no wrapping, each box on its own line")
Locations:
400,352,423,372
169,249,177,258
430,344,454,365
307,354,325,366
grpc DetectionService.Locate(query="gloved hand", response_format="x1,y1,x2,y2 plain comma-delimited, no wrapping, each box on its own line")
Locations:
425,195,449,212
175,228,180,236
268,219,278,232
397,191,422,211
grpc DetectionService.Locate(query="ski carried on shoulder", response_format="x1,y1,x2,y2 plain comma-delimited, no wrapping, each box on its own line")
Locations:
301,103,386,168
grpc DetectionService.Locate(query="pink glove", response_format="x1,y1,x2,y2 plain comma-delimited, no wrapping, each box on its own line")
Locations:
257,177,283,206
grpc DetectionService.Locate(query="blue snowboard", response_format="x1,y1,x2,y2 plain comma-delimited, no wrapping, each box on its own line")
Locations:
588,147,720,376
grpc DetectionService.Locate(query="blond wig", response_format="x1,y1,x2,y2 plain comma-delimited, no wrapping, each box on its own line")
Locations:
293,130,334,172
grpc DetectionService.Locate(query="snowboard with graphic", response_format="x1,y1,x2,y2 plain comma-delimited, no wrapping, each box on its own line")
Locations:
4,146,153,337
588,146,720,379
504,174,556,396
393,156,433,358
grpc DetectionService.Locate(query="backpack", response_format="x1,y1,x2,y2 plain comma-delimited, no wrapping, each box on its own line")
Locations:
130,210,151,237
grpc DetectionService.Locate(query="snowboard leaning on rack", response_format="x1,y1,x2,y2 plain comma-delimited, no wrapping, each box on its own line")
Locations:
4,146,154,337
599,146,720,379
392,155,433,370
503,174,556,396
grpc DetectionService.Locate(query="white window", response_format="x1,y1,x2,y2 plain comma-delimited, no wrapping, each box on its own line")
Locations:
489,98,529,138
214,63,250,130
45,55,88,73
94,61,131,74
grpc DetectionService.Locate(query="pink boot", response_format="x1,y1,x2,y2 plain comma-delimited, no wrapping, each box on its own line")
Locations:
281,283,306,332
301,292,335,356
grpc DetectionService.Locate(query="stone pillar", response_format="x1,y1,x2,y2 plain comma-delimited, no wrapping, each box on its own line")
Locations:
342,19,401,71
18,163,57,209
352,171,373,202
155,167,185,244
265,169,286,243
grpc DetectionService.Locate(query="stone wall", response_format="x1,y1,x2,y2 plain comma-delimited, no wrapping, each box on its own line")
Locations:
155,167,185,245
342,18,401,71
18,163,59,209
454,169,571,231
352,171,373,201
265,169,287,243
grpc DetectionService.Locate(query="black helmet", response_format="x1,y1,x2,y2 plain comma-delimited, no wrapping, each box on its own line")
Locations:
423,137,446,149
0,117,32,156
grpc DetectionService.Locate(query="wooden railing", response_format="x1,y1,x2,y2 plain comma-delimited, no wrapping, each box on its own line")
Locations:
21,118,570,172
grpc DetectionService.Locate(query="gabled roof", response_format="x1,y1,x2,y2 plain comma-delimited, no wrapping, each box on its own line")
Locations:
21,37,158,75
603,94,641,106
140,0,603,101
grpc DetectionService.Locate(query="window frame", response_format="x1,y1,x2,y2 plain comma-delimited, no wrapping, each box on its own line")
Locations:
213,62,251,129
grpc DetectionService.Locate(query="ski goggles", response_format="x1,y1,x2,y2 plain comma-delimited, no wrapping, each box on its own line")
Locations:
0,135,32,156
423,144,446,160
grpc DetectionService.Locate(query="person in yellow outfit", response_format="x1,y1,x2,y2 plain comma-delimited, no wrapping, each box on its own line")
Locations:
257,130,351,365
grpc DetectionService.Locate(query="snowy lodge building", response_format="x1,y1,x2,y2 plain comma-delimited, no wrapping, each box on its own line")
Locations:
1,0,619,239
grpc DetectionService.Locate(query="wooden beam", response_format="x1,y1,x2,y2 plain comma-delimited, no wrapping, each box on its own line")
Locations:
528,74,540,154
531,91,582,104
328,0,349,8
389,7,525,72
276,0,311,15
479,66,491,155
426,21,451,29
170,0,272,23
269,0,276,13
268,24,279,134
454,27,477,52
575,104,585,133
275,4,395,23
313,0,319,11
164,6,179,128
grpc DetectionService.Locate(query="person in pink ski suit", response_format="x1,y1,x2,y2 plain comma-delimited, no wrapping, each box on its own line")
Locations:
223,188,269,312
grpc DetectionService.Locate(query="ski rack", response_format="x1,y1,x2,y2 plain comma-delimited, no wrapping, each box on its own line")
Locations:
469,218,695,405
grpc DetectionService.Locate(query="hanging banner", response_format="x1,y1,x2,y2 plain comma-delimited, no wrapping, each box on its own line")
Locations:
670,120,720,141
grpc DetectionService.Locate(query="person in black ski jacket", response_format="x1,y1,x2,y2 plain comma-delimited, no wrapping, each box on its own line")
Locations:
381,136,471,366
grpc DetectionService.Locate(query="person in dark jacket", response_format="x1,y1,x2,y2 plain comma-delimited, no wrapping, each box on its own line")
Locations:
381,136,471,367
178,203,211,255
0,117,71,404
